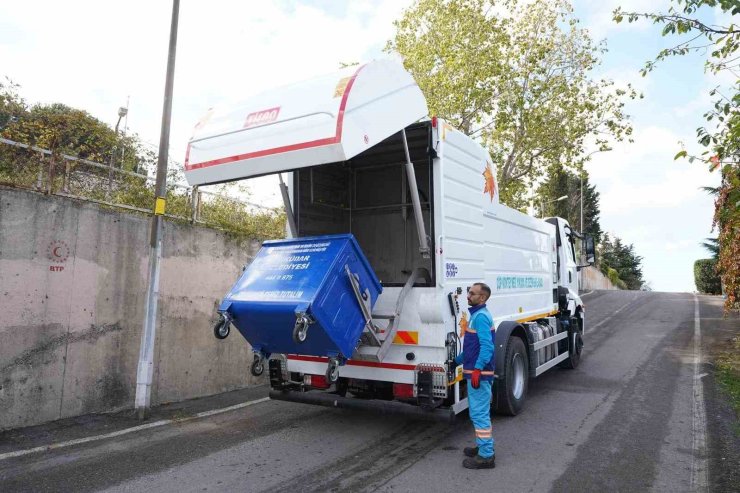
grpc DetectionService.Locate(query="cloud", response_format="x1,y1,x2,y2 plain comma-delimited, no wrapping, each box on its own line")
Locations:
0,0,413,203
588,125,721,215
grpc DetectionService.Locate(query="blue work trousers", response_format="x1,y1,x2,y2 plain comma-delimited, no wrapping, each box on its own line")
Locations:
468,379,494,458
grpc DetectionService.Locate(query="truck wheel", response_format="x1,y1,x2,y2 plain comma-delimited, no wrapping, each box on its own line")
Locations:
494,336,529,416
560,316,583,369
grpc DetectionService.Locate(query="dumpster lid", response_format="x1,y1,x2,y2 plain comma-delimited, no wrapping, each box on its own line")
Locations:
184,59,429,186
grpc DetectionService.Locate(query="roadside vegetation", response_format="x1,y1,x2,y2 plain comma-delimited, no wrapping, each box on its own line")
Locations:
0,79,285,240
716,335,740,432
390,0,646,288
614,0,739,311
390,0,638,210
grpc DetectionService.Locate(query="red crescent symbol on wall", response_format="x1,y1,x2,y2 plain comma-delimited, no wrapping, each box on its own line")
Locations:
53,247,62,257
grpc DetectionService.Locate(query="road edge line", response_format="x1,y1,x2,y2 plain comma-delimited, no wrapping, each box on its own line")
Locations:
0,397,270,462
691,294,708,492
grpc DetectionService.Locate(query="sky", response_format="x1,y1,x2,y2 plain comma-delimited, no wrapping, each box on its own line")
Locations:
0,0,728,292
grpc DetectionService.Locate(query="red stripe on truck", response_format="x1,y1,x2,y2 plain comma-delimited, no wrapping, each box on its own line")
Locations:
184,137,338,171
287,355,416,371
185,64,366,171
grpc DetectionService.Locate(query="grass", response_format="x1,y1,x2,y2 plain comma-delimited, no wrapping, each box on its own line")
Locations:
715,335,740,434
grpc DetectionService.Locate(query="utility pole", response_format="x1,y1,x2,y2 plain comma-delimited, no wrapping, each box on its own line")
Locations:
580,168,584,233
135,0,180,420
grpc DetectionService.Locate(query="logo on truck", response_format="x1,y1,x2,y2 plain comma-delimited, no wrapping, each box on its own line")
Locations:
483,161,496,202
244,107,281,128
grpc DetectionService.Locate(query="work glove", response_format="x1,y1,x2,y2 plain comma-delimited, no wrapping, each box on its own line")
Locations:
471,369,481,389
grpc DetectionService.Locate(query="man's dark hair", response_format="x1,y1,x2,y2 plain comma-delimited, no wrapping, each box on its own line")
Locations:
474,282,491,300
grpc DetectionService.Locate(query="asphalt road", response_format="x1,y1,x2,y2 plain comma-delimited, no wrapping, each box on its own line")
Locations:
1,290,737,492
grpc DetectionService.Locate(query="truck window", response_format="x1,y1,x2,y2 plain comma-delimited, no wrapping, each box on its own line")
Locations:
565,233,576,263
295,122,435,287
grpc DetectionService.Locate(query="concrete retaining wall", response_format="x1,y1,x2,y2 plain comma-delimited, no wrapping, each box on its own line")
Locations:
581,265,618,291
0,186,262,430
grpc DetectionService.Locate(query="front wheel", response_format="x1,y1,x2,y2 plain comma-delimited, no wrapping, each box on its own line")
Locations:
559,316,583,369
493,336,529,416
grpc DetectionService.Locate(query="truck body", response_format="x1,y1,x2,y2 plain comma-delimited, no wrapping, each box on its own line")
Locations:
185,60,593,420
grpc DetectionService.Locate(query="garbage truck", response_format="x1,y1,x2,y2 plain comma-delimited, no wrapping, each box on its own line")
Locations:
183,60,596,421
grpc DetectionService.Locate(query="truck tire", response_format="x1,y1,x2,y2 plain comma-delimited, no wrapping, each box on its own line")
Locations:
559,316,583,369
493,336,529,416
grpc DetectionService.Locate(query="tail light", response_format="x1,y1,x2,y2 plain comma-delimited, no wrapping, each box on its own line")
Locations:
393,383,415,399
303,374,330,389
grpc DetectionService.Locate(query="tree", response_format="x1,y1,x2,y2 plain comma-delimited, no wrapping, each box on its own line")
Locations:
701,236,720,259
599,233,644,290
0,78,25,130
0,80,285,240
1,101,150,172
388,0,638,207
614,0,739,310
536,163,603,244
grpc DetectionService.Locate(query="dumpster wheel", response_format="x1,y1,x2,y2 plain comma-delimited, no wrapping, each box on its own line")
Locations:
326,358,340,383
292,313,312,344
213,315,231,340
250,354,265,377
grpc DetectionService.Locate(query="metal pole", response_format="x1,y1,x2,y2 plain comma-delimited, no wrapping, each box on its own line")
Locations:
136,0,179,420
401,129,430,258
579,168,584,289
580,169,584,233
278,173,298,237
107,115,123,197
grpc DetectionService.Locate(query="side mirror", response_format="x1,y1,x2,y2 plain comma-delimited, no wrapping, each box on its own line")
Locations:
583,235,595,265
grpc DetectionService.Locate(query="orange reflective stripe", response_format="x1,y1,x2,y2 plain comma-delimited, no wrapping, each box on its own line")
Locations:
392,331,419,345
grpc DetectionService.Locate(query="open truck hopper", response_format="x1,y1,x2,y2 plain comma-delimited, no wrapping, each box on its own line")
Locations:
189,59,433,386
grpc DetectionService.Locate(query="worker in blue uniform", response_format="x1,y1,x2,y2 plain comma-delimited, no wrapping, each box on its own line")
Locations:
455,282,495,469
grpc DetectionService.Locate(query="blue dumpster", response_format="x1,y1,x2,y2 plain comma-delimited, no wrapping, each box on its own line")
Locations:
218,234,382,361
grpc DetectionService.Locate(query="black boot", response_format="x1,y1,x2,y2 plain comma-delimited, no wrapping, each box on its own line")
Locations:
463,446,478,457
463,455,495,469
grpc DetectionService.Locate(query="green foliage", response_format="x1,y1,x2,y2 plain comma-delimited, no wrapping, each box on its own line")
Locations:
694,258,722,294
0,80,285,241
613,1,739,77
713,165,740,309
701,236,720,259
614,0,739,311
388,0,638,206
599,233,644,290
536,163,602,243
716,335,740,428
198,192,286,240
0,78,25,130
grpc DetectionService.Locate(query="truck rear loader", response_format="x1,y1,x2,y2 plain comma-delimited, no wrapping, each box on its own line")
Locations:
184,60,596,421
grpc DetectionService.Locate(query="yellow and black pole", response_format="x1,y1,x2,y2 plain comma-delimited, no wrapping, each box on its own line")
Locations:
136,0,179,420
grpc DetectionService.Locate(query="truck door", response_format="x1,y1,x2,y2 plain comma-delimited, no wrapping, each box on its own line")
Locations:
562,224,578,294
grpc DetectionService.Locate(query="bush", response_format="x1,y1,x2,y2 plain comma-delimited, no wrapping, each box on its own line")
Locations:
694,259,721,294
607,267,621,288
